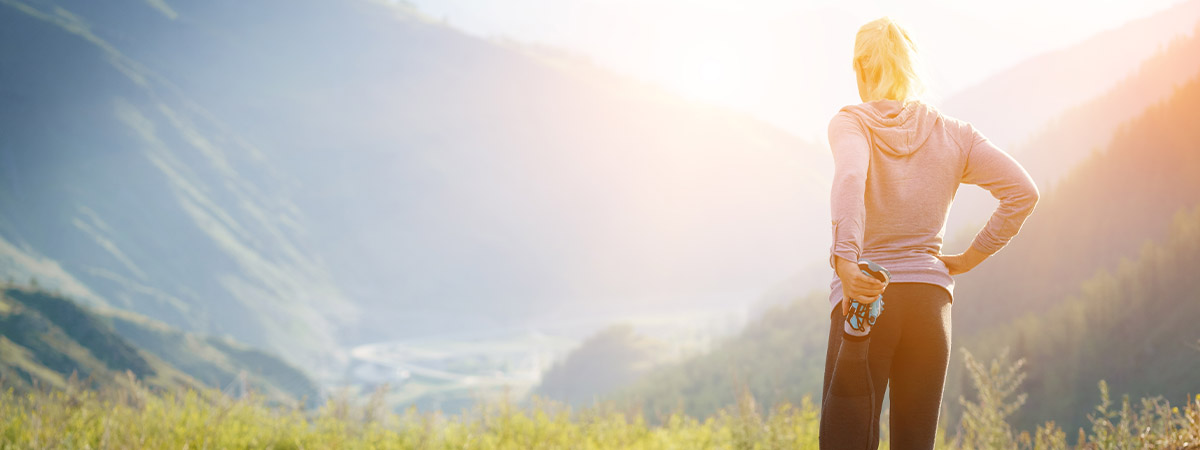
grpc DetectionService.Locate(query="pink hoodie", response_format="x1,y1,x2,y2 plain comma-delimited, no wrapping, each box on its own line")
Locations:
828,99,1039,313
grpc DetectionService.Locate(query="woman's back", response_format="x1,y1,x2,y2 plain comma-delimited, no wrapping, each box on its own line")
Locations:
826,98,1039,313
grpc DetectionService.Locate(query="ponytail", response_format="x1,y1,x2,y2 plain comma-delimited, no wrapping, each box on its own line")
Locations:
853,17,924,103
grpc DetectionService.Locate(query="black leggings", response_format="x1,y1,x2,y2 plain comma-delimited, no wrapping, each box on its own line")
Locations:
819,282,952,449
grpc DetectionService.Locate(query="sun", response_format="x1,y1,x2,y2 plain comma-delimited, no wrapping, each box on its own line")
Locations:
669,40,749,105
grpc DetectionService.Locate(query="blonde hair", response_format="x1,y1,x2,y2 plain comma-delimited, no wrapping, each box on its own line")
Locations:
853,17,924,103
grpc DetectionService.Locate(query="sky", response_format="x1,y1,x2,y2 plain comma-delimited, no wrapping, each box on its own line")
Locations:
404,0,1186,140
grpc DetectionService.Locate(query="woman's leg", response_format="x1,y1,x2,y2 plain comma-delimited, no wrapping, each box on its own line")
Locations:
820,291,903,449
887,283,953,448
821,305,843,405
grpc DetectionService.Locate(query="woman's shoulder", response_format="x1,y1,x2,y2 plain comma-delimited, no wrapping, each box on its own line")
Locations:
828,109,858,125
826,100,887,134
829,113,879,147
929,105,967,129
918,102,976,146
827,107,864,137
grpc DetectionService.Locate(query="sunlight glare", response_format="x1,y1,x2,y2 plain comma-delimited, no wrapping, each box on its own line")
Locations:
671,41,748,105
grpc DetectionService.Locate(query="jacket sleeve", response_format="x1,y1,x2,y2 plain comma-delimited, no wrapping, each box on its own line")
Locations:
960,122,1041,255
828,112,869,269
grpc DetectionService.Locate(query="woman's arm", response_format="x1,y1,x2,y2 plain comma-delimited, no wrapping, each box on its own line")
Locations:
829,112,886,313
936,245,991,275
828,112,869,269
954,122,1041,267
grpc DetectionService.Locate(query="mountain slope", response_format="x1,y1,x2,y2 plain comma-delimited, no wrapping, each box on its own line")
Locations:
935,1,1200,249
942,19,1200,239
102,308,320,405
935,67,1200,435
951,70,1200,334
938,0,1200,151
0,0,832,380
609,290,830,421
1015,21,1200,190
0,286,171,391
532,324,667,407
954,203,1200,437
0,0,357,374
0,285,318,403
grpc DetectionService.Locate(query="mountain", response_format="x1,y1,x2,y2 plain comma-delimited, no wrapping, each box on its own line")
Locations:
0,285,169,390
941,18,1200,242
0,0,357,375
950,70,1200,335
937,0,1200,152
953,203,1200,437
1016,20,1200,190
608,290,830,421
928,67,1200,438
532,324,666,407
0,0,831,381
0,285,318,404
934,0,1200,242
102,306,320,405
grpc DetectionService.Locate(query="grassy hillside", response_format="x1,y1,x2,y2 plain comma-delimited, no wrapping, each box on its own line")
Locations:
0,286,317,405
0,286,196,393
102,308,320,406
2,353,1197,448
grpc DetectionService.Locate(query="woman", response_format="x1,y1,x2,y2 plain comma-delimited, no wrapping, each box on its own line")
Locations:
820,17,1040,449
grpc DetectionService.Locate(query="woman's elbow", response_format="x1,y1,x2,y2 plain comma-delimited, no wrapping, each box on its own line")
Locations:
1020,178,1041,213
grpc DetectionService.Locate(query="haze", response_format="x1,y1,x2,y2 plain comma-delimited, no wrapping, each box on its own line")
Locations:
408,0,1186,139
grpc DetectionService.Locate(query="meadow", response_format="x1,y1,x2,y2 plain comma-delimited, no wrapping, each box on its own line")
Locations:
2,351,1197,449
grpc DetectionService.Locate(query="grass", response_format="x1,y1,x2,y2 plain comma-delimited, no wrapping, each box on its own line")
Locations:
0,352,1197,449
0,376,824,449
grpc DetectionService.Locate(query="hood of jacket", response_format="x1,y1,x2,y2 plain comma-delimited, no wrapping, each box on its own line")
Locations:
839,99,940,157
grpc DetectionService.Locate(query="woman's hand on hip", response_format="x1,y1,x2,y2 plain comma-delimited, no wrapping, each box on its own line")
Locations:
937,246,991,275
834,256,886,316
